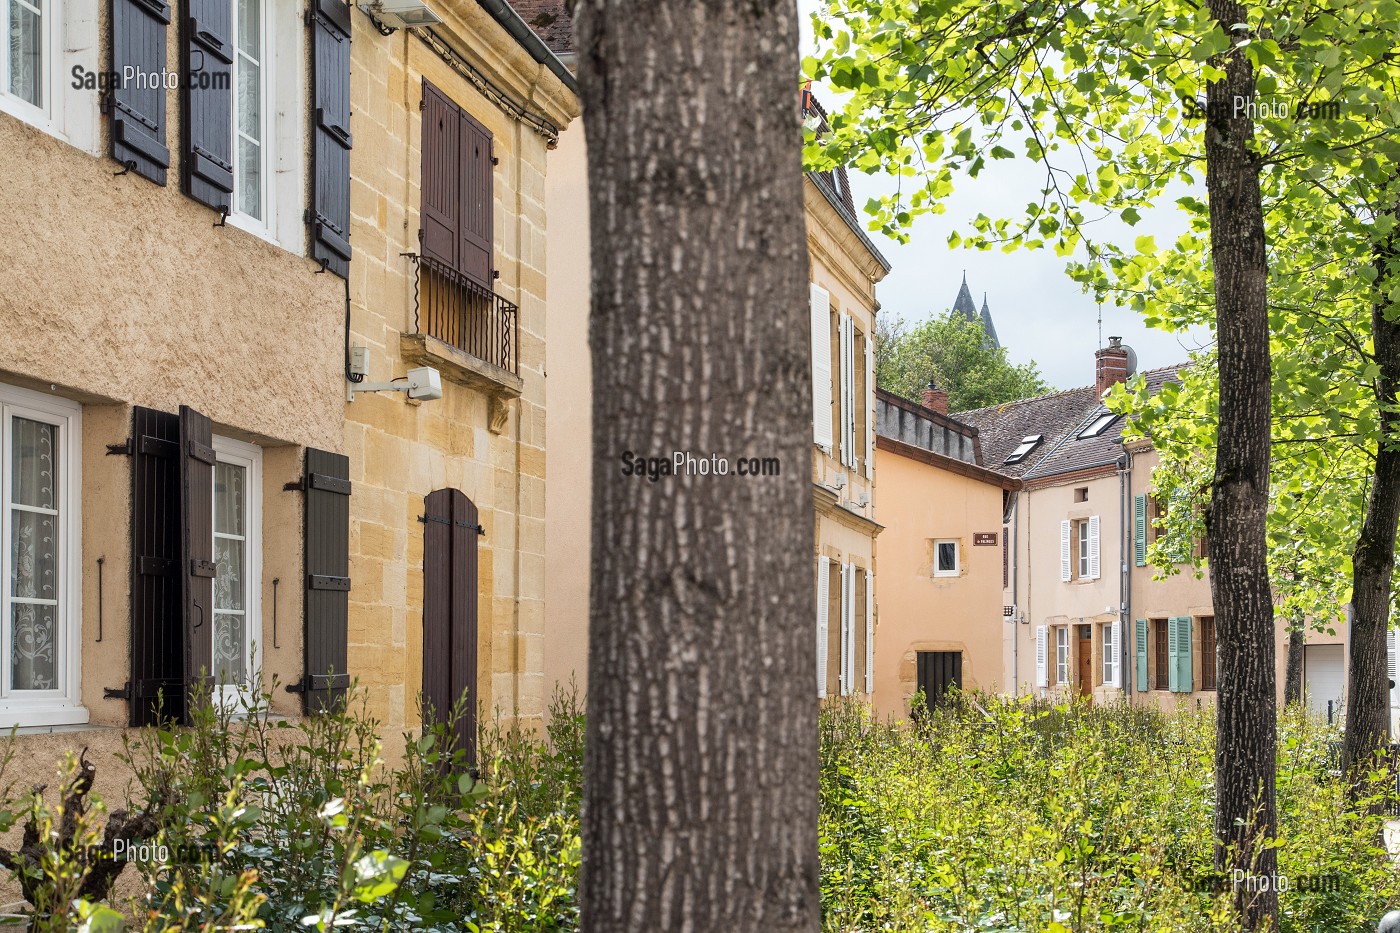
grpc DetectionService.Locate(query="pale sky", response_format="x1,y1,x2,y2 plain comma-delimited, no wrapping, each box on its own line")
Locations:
798,1,1216,390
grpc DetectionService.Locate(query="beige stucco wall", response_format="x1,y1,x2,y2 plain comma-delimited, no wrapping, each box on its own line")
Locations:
344,14,577,740
872,446,1006,720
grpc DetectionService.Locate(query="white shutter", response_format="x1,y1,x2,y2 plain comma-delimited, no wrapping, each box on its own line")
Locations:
816,556,830,697
1088,515,1101,580
839,314,855,468
864,333,874,478
810,284,833,452
838,562,851,695
865,568,874,693
1060,520,1072,581
1389,628,1397,683
1110,620,1122,688
1035,624,1048,687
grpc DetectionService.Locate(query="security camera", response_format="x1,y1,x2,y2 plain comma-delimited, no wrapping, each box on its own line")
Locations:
406,366,443,401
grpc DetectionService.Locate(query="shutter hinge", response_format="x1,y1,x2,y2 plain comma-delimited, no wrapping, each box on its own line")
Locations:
418,514,486,535
99,91,113,115
103,682,131,700
285,679,306,694
106,440,133,456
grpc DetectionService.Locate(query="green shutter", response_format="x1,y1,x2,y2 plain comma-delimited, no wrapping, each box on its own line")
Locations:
1135,618,1149,691
1167,618,1180,692
1134,494,1147,566
1173,616,1193,692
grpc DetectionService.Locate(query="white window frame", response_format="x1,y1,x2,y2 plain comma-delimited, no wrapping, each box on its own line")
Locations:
1077,520,1091,579
934,538,959,577
225,0,305,252
0,382,83,728
0,0,100,152
1102,622,1120,686
211,435,262,710
1055,626,1069,685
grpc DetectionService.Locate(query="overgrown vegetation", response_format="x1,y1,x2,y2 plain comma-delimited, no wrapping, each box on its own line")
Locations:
876,312,1051,411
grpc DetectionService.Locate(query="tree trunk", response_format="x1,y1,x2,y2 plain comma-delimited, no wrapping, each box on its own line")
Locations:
1202,3,1277,929
1283,616,1304,706
1341,209,1400,787
573,3,818,931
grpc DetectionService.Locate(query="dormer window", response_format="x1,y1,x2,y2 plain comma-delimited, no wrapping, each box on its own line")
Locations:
1078,412,1119,439
1004,434,1043,465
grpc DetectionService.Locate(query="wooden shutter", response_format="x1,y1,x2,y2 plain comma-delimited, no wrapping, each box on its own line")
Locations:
179,407,217,716
1109,620,1122,688
111,0,171,184
1134,494,1147,566
130,407,183,726
1087,515,1100,580
1388,628,1397,687
1135,618,1149,692
1173,616,1193,692
182,0,234,212
459,109,494,288
840,315,855,468
422,489,480,764
864,568,874,694
420,81,461,269
810,284,833,452
863,335,874,478
815,556,829,697
1167,617,1180,692
1034,624,1048,687
310,0,354,276
1060,520,1072,581
837,562,850,696
303,449,351,712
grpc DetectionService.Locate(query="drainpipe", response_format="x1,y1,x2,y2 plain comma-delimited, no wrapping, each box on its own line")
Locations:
1119,453,1131,700
1009,493,1018,696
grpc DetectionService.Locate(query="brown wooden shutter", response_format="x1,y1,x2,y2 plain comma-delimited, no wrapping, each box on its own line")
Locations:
422,488,479,765
179,406,217,716
129,407,183,725
419,81,460,270
111,0,172,185
458,110,494,288
181,0,234,212
303,448,351,712
309,0,353,277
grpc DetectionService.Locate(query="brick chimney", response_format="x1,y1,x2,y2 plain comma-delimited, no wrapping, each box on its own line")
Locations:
1096,337,1129,397
921,381,950,415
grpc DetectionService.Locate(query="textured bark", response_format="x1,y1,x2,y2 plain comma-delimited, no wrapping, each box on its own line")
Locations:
1283,616,1304,706
1202,4,1277,929
573,3,818,931
1342,208,1400,786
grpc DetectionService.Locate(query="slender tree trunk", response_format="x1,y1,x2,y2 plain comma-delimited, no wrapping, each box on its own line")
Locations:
1202,3,1277,928
1283,616,1304,706
1341,209,1400,787
573,3,818,931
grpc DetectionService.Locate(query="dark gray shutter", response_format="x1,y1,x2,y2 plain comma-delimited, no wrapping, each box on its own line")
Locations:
458,109,494,288
303,448,351,712
422,488,479,765
130,407,183,725
419,81,460,269
182,0,235,212
111,0,172,185
310,0,353,277
179,406,217,716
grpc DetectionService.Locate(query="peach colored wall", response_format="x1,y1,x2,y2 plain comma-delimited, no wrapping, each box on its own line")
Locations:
872,448,1006,719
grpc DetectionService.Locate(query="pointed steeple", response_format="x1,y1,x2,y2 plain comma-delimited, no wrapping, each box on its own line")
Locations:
979,293,1000,349
951,272,979,325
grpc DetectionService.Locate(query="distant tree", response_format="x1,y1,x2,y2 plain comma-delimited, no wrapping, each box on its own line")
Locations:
876,311,1050,411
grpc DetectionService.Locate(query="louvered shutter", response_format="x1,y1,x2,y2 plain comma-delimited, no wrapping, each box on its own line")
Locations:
1173,616,1193,692
421,81,461,269
843,316,856,468
111,0,171,184
303,449,351,713
1060,520,1072,581
130,407,183,726
1109,620,1122,688
863,336,874,478
422,489,480,764
1167,617,1180,692
1088,515,1101,580
1035,625,1048,687
1135,618,1149,691
816,556,829,697
838,562,851,696
179,407,217,718
810,285,833,451
1388,628,1396,688
182,0,234,213
864,568,874,694
1134,494,1147,566
310,0,354,276
459,109,495,289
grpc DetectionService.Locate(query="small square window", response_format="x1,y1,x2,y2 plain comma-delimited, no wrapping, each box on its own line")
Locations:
934,539,959,577
1074,487,1088,503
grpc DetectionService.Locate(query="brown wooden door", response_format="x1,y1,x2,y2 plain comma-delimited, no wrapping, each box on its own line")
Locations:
1077,624,1093,699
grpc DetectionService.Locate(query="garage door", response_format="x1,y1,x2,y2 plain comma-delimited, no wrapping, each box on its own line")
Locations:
1304,644,1345,723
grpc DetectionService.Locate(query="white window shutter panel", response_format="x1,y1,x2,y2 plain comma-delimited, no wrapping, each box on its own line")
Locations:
840,315,855,468
1060,520,1072,581
838,562,851,695
816,556,829,697
846,563,857,695
864,335,874,478
1110,620,1122,687
1035,625,1048,687
865,568,874,693
810,284,833,452
1088,515,1101,579
1388,628,1396,683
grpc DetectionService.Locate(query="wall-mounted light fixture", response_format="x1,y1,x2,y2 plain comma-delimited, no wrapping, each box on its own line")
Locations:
348,366,444,403
357,0,442,33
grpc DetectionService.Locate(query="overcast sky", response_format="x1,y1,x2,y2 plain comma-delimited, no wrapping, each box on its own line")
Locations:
798,2,1215,390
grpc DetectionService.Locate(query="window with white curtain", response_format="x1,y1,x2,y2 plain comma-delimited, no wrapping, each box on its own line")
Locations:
4,0,43,109
233,0,268,223
212,436,261,707
1055,627,1069,685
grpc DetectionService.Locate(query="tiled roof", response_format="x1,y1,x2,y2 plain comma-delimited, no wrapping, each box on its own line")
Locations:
956,385,1099,477
512,0,574,55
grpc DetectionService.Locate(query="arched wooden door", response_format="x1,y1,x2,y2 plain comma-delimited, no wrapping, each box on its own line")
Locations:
422,488,479,765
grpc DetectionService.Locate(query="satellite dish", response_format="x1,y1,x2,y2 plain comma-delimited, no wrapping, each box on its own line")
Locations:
1122,344,1138,378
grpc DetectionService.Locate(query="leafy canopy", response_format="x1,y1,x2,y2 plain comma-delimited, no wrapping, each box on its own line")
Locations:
876,311,1051,411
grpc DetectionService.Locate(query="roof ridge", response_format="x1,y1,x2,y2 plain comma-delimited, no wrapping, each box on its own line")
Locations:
954,383,1094,417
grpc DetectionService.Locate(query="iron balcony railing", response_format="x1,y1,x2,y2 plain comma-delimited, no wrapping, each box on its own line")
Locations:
412,255,518,375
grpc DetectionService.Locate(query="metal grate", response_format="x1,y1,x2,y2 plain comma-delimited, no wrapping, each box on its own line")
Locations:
412,255,518,375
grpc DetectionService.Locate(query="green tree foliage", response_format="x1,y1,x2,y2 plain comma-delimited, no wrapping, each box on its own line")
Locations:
875,311,1051,410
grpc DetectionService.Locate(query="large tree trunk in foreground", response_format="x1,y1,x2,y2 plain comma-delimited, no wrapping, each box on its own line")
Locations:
1202,3,1277,929
573,2,817,931
1342,209,1400,787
